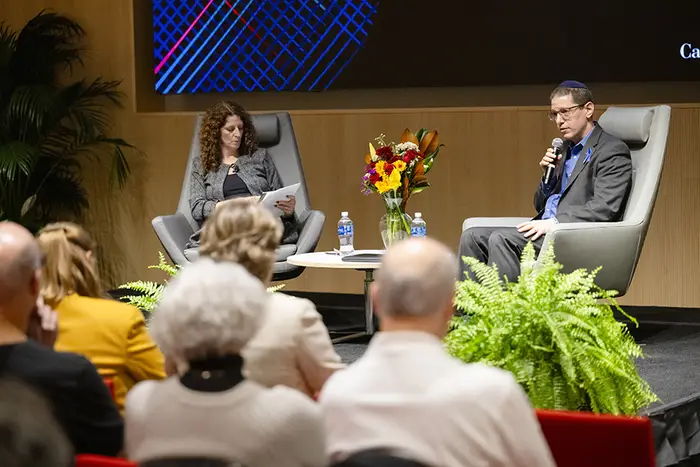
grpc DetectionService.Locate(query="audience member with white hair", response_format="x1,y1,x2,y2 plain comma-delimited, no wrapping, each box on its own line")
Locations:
318,237,555,467
199,198,343,398
0,222,123,456
124,258,326,467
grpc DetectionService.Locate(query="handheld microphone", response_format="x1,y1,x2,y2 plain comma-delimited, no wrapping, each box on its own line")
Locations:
544,138,564,185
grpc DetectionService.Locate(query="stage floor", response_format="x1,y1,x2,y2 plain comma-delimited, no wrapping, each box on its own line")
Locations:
331,322,700,411
632,324,700,410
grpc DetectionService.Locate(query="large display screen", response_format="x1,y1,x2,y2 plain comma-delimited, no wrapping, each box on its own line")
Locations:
153,0,700,94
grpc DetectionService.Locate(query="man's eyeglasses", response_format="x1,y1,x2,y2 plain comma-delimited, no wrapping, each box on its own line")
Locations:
548,104,584,121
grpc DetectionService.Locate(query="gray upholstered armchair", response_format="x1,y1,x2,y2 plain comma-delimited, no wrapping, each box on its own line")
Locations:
152,112,325,281
461,105,671,296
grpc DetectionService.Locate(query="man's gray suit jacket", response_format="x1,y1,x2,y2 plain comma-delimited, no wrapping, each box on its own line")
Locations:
534,123,632,223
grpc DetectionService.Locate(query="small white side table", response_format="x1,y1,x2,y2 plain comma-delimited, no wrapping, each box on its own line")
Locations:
286,251,382,343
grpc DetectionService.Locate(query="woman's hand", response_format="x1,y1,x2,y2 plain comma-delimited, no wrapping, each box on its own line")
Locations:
165,357,179,377
27,297,58,348
276,195,296,216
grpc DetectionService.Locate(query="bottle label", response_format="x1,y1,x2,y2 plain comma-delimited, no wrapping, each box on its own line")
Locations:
338,224,354,236
411,226,427,237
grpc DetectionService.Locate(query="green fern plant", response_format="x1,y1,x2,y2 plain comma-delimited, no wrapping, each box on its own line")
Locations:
119,252,285,314
445,242,658,415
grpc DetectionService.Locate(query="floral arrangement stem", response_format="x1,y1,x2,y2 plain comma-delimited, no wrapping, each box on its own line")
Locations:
381,196,411,248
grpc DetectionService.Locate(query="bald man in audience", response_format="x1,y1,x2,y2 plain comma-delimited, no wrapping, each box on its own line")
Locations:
318,238,555,467
0,222,124,456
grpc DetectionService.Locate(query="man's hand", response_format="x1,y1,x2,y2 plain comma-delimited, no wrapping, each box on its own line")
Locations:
276,195,296,216
516,218,557,241
539,147,562,173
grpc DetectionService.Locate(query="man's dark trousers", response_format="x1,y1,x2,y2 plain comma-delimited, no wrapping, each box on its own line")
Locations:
458,227,544,283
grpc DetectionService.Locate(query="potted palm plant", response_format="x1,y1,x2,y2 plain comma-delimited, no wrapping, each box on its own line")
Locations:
446,243,658,415
0,11,138,231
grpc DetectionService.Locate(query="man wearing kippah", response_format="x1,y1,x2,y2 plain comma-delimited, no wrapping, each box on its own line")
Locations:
459,80,633,283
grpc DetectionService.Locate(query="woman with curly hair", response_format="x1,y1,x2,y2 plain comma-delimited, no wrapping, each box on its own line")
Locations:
199,198,343,398
186,100,298,251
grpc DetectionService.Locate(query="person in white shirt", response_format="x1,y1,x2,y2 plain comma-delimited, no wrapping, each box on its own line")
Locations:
318,237,555,467
125,259,326,467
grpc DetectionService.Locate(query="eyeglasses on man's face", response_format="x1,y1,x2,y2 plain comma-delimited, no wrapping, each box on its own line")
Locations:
548,104,585,122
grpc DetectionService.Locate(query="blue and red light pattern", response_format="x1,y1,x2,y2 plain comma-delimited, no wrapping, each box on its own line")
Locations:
153,0,378,94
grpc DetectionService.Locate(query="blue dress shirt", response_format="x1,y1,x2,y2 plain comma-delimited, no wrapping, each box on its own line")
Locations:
541,128,593,221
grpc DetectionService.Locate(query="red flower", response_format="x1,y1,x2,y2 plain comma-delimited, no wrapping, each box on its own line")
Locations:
403,149,422,162
385,164,394,175
388,155,401,164
376,146,393,159
370,172,381,183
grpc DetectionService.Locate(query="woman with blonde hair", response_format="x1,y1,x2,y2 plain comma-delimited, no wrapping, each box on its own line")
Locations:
199,198,343,397
37,222,165,410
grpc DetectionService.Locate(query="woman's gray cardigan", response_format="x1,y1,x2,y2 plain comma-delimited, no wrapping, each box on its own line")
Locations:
186,148,299,248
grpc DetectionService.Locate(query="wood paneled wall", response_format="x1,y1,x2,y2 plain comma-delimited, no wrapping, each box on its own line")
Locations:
2,2,699,307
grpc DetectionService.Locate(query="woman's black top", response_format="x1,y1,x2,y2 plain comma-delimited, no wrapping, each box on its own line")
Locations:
223,173,252,199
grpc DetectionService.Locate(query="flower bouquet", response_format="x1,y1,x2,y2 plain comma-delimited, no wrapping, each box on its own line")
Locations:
362,128,443,248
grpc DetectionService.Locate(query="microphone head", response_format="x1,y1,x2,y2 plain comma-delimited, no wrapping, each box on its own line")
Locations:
551,138,564,150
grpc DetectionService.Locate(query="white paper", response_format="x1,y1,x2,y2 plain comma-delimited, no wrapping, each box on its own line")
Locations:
259,183,301,217
344,249,386,256
342,249,386,259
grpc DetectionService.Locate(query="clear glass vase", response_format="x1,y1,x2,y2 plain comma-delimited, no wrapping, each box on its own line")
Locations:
379,196,412,249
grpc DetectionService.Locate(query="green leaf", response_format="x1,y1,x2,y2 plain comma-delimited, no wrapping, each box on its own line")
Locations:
33,160,88,218
99,137,142,187
409,184,430,195
20,194,37,218
56,78,124,138
0,141,36,178
11,11,85,84
422,143,445,173
148,251,180,277
0,23,17,73
447,243,659,415
110,142,129,187
4,85,56,142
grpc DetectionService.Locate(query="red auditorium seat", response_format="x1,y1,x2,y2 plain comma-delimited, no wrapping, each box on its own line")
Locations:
103,378,115,399
75,454,137,467
536,409,656,467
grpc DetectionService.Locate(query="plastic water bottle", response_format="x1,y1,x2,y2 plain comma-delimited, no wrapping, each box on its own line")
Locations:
337,211,354,253
411,213,427,237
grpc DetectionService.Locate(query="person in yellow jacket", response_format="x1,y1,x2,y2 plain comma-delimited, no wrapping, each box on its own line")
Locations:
37,222,166,411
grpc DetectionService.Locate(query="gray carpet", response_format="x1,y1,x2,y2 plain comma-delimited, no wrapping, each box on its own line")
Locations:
334,340,370,364
633,325,700,409
332,325,700,409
